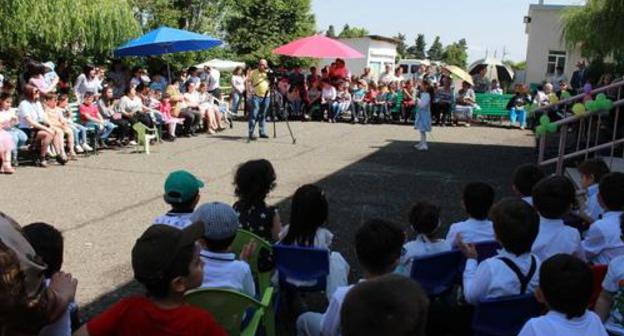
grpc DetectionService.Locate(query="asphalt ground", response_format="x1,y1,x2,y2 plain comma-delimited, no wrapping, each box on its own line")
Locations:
0,120,536,321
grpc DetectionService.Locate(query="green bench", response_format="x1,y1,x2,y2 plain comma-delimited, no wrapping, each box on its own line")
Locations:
474,93,513,118
68,102,98,154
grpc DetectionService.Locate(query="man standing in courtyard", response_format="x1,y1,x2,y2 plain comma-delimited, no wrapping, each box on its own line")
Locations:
571,61,587,94
247,59,270,141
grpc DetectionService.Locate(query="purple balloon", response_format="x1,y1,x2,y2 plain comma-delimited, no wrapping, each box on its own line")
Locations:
584,83,593,94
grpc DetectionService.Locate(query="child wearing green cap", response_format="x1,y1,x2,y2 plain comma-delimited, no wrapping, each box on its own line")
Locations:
154,170,204,230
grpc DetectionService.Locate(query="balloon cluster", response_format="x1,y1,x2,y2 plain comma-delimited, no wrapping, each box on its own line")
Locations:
585,93,614,113
536,115,557,137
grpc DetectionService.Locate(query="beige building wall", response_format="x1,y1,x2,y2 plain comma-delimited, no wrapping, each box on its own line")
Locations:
525,4,583,85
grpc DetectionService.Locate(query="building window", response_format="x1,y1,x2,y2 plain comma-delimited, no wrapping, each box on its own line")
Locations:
547,51,566,75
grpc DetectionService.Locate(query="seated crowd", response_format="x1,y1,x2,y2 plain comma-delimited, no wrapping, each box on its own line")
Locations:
1,155,624,336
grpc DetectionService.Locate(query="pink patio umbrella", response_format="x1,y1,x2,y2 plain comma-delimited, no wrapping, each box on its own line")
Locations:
273,34,365,59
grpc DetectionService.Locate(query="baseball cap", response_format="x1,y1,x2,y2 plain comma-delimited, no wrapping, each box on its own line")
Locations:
164,170,204,204
131,223,203,282
191,202,240,240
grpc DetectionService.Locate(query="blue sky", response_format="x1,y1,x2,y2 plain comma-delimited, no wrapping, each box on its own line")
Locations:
311,0,585,64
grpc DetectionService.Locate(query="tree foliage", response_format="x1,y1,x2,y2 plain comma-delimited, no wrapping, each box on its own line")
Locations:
225,0,315,67
394,33,407,61
427,36,444,61
562,0,624,59
443,39,468,68
326,25,336,38
406,34,427,59
0,0,140,68
338,24,369,38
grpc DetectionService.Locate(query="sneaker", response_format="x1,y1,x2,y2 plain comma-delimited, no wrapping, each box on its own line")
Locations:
417,143,429,151
75,145,84,153
129,140,137,146
248,135,257,141
259,134,269,139
82,143,93,151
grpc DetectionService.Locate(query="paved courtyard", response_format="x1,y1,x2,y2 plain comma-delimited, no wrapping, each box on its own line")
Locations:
0,121,536,316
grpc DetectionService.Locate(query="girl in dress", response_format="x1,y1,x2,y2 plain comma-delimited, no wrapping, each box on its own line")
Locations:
279,184,350,299
159,93,184,141
42,93,76,160
414,80,434,151
0,113,15,173
0,93,27,167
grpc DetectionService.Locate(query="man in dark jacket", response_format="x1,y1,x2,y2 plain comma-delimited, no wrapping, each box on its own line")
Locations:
571,61,587,94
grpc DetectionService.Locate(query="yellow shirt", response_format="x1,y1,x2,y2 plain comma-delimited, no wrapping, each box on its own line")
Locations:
250,70,269,98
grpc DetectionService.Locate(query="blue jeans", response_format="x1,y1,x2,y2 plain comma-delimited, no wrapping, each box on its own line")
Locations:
231,91,242,114
329,102,340,120
69,124,88,145
87,121,116,140
509,107,526,127
8,128,27,157
249,95,269,136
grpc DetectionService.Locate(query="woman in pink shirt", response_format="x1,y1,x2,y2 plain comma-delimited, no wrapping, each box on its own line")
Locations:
159,93,184,141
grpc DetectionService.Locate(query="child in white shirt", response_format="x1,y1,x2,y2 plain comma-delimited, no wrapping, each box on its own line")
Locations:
446,182,496,246
153,170,203,229
578,158,610,223
458,198,541,304
512,163,545,207
595,213,624,335
22,223,78,336
582,172,624,265
398,202,450,275
531,176,585,261
296,219,405,336
192,202,256,297
279,184,349,299
519,254,608,336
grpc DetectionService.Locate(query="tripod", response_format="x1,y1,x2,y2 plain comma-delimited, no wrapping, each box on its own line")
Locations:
265,74,297,144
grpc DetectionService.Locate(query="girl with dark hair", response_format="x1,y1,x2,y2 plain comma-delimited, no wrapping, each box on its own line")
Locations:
230,66,245,115
98,86,131,145
28,64,54,94
17,85,67,167
279,184,349,299
233,159,281,242
414,80,434,151
74,65,101,102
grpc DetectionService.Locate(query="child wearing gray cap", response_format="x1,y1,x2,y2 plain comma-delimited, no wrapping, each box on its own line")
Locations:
192,202,256,297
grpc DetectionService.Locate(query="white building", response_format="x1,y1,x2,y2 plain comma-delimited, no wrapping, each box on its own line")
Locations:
319,35,398,79
524,0,583,86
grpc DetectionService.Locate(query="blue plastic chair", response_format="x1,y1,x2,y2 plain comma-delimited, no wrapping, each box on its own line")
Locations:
272,244,329,292
472,294,543,336
474,241,502,263
410,250,465,296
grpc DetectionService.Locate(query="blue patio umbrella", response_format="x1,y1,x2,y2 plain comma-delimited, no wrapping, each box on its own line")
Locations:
114,26,222,57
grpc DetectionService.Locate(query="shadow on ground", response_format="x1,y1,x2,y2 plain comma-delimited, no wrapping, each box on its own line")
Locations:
80,139,535,333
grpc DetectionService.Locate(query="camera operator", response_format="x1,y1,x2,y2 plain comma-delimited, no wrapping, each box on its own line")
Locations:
247,59,271,140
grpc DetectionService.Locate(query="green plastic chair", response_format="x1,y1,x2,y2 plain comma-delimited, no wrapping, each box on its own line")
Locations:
132,122,158,154
185,287,275,336
231,229,273,296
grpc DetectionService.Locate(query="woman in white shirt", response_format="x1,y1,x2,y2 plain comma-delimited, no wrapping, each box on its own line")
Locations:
197,82,224,134
74,65,102,103
230,66,245,115
118,86,153,132
17,85,66,167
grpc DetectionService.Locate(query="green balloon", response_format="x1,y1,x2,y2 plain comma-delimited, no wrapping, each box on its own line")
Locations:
561,91,572,99
603,99,614,111
536,125,547,136
596,93,607,101
539,115,551,126
547,123,558,133
585,100,597,112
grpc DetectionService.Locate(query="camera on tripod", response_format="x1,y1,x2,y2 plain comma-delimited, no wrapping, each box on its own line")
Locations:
267,69,287,83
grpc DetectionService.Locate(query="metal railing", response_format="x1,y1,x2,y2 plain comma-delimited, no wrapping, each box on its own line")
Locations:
536,80,624,175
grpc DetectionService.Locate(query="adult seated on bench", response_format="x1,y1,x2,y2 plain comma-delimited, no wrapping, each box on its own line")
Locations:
454,81,477,125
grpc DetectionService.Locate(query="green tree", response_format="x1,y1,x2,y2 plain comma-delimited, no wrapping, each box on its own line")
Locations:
225,0,315,66
394,33,407,61
338,24,369,38
427,36,444,61
0,0,140,68
562,0,624,59
326,25,336,38
406,34,426,59
443,39,468,68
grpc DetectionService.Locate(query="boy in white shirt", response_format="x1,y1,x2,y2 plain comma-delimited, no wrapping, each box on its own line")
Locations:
398,202,450,275
153,170,203,229
458,198,540,304
192,202,256,297
531,176,585,261
583,172,624,264
578,158,610,223
296,219,405,336
340,274,429,336
446,182,496,246
519,254,608,336
595,213,624,335
512,163,545,207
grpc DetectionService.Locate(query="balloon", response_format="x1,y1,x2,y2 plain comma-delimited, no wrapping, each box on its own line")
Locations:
572,103,586,116
584,83,593,94
548,94,559,104
536,125,547,136
602,99,614,111
546,123,558,133
539,115,551,126
596,93,607,101
585,100,597,112
560,91,572,99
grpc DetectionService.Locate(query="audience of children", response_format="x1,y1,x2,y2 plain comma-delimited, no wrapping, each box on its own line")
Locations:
595,214,624,335
458,197,541,304
578,158,611,223
296,218,404,336
153,170,204,229
512,163,546,206
446,182,496,246
582,172,624,264
531,176,585,261
192,202,256,297
519,254,608,336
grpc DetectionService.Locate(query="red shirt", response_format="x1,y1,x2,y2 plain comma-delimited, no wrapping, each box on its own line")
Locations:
87,296,228,336
79,103,99,123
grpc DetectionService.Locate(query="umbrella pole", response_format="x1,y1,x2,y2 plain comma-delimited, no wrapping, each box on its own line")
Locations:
167,63,172,84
